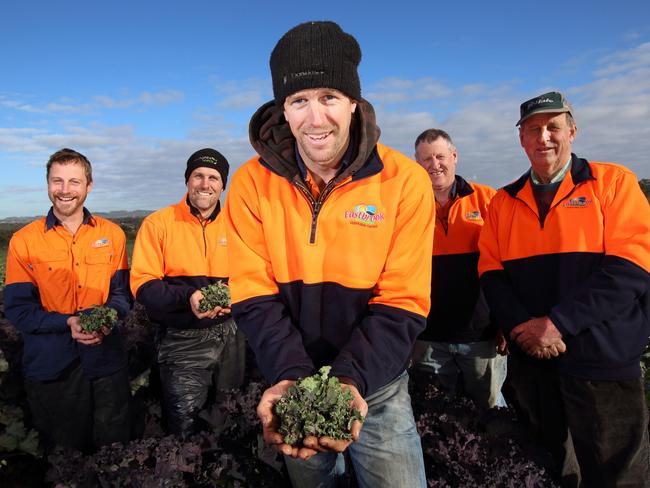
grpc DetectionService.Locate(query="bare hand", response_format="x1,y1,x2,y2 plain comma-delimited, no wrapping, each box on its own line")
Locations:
67,316,102,346
511,316,565,358
256,380,317,459
189,290,230,319
530,340,567,359
496,328,509,355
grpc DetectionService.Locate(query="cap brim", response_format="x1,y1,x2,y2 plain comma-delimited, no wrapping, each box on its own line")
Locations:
516,107,572,126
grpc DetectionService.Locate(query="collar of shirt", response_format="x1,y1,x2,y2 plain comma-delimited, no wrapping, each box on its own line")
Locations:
45,207,93,231
530,158,572,185
186,195,220,222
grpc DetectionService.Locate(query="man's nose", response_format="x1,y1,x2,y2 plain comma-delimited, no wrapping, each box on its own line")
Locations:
307,101,325,126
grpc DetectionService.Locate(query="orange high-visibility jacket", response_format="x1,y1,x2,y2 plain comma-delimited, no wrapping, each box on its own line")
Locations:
421,176,496,343
130,196,230,329
225,100,435,396
479,155,650,380
4,209,130,380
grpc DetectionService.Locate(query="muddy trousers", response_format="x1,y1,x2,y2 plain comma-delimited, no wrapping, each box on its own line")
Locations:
24,362,131,453
157,319,246,436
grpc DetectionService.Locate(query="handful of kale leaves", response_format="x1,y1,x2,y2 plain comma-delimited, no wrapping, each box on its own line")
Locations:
79,305,118,333
198,281,231,312
273,366,364,446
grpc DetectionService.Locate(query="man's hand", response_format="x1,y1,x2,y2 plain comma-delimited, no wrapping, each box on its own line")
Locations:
302,381,368,455
67,316,102,346
189,289,230,320
511,316,565,358
496,328,509,355
529,340,567,359
257,380,315,459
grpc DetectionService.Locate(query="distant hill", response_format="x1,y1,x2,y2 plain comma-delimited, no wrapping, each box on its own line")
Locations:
0,209,152,224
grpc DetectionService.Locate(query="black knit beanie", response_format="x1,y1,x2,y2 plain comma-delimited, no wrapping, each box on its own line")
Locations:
184,148,229,188
270,21,361,104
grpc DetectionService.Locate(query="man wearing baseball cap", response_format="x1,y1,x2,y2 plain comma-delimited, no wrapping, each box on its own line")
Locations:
225,21,433,487
479,91,650,487
130,148,246,436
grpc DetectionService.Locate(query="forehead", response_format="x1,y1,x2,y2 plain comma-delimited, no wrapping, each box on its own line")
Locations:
48,161,87,180
285,87,349,101
521,111,569,128
188,166,221,179
416,138,454,155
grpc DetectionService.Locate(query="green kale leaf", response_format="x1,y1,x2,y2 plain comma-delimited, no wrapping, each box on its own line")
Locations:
79,305,118,333
198,281,231,312
273,366,364,446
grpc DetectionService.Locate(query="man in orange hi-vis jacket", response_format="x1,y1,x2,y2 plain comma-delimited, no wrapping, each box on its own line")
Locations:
225,21,434,488
4,148,132,452
478,91,650,487
411,128,507,409
130,148,245,436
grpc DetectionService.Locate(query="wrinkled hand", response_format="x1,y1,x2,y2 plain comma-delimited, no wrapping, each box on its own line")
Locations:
67,316,102,346
189,290,230,319
302,381,367,455
510,316,565,359
529,340,567,359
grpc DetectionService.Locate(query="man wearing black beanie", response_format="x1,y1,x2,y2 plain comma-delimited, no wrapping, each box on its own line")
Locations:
225,21,432,487
130,148,246,436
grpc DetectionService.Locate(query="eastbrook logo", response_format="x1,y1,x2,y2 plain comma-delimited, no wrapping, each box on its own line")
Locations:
563,196,592,208
344,204,385,227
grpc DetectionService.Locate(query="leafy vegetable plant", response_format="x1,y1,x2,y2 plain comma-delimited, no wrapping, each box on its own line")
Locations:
79,306,118,333
274,366,364,446
198,281,230,312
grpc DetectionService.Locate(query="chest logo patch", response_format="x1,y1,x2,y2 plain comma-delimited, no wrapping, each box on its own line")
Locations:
563,196,592,208
91,238,110,248
465,210,482,221
344,204,385,228
218,237,227,246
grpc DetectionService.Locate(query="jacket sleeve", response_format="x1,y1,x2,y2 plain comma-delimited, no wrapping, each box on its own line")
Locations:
104,227,132,319
549,170,650,336
130,217,195,314
4,234,70,334
329,167,435,396
478,194,532,335
225,166,315,384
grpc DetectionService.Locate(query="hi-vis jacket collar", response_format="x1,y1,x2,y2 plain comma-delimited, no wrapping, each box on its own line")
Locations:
248,98,383,184
504,153,595,198
45,207,95,231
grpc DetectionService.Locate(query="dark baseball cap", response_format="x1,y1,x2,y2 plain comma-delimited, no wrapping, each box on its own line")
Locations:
516,91,573,126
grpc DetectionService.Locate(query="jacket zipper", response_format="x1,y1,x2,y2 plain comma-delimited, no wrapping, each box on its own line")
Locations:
293,177,352,244
516,182,581,229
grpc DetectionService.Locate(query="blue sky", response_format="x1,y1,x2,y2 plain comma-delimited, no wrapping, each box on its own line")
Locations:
1,0,649,217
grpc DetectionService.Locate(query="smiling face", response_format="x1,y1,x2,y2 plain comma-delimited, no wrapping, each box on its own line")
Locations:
186,166,223,217
414,137,458,194
47,161,93,220
519,112,577,182
283,88,357,179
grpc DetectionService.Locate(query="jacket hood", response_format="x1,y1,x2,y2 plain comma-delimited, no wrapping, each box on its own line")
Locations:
248,98,381,181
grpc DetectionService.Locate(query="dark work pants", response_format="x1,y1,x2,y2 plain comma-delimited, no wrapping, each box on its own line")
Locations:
157,319,246,436
560,375,650,488
24,363,131,453
510,356,650,488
